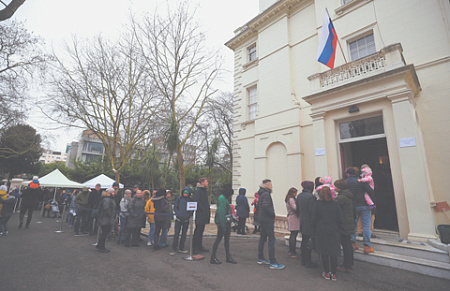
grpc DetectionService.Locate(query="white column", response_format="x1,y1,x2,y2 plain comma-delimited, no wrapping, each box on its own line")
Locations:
388,93,436,241
311,112,328,177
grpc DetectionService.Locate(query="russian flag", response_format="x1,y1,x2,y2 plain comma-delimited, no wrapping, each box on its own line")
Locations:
317,10,337,69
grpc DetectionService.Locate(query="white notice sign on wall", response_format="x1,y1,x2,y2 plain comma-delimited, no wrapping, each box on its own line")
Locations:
315,148,326,156
399,137,416,148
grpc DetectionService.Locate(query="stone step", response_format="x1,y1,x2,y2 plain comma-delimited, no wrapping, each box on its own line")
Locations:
284,234,450,280
355,236,450,264
354,249,450,280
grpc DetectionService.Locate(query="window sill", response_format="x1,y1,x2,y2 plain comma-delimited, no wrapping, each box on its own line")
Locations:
240,119,255,130
335,0,371,16
243,58,259,70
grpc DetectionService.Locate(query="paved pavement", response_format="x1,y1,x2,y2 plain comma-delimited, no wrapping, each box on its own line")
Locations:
1,211,448,291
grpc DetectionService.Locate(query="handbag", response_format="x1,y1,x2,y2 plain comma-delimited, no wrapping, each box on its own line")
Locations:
225,214,233,223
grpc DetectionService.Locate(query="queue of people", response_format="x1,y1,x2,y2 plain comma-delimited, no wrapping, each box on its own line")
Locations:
1,165,377,281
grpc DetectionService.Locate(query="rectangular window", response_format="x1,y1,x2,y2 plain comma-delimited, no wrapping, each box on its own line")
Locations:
349,33,376,61
339,115,384,141
248,43,257,62
83,141,104,154
247,86,257,120
343,0,353,4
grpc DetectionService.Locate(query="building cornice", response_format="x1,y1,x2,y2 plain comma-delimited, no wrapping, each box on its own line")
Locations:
225,0,308,50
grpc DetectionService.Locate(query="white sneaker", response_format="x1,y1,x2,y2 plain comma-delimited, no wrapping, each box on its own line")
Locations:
170,251,176,255
147,242,152,246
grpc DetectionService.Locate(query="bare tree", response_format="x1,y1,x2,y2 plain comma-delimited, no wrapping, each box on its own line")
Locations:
48,34,159,182
0,20,48,133
0,0,26,22
134,2,221,191
205,92,233,172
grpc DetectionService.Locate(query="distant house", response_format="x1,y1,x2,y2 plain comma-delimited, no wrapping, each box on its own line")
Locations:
65,129,197,169
39,149,67,164
65,130,106,168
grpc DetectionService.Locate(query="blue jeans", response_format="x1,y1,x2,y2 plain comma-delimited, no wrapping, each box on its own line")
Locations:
351,206,371,247
258,221,277,264
147,222,155,243
160,228,169,246
117,216,128,241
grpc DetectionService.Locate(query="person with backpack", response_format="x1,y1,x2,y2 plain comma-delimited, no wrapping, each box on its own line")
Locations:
170,187,193,255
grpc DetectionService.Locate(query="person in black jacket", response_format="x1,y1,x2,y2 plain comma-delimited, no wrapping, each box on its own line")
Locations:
257,179,285,270
192,178,210,254
296,180,318,268
345,167,375,254
152,188,171,250
19,178,42,229
96,188,116,253
312,186,344,281
87,183,102,235
334,179,355,273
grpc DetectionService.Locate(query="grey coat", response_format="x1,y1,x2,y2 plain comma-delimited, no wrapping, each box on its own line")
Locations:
98,195,116,226
296,189,316,236
127,196,146,228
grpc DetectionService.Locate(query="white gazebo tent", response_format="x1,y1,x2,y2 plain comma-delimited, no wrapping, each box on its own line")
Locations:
22,169,85,201
82,174,124,189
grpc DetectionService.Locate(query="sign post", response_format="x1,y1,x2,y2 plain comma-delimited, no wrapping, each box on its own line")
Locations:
184,202,197,261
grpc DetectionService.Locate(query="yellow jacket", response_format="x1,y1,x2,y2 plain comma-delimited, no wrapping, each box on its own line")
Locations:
145,198,155,223
0,189,8,217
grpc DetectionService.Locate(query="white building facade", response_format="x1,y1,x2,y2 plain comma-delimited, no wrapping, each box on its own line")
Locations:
39,149,67,164
226,0,450,241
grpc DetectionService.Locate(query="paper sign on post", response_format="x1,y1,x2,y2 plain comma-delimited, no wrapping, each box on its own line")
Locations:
187,202,197,211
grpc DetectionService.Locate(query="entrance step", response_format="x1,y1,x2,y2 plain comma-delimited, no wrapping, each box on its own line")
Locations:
354,249,450,280
284,232,450,280
355,236,450,264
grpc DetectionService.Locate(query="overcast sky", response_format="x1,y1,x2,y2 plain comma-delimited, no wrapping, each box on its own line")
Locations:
12,0,260,152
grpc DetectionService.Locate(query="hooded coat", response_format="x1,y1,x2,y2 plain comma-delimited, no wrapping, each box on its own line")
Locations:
236,188,250,218
215,194,232,231
174,187,192,221
257,184,275,223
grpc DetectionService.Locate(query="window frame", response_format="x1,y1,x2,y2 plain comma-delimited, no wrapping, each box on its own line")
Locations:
247,85,257,121
247,43,257,63
348,32,376,61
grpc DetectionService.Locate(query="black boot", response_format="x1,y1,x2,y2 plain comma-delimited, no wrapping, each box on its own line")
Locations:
226,257,237,264
210,256,222,264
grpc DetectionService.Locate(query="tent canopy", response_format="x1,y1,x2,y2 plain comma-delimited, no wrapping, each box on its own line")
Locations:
21,169,85,188
82,174,124,189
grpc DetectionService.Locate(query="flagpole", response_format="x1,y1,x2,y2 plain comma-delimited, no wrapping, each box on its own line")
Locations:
326,8,348,66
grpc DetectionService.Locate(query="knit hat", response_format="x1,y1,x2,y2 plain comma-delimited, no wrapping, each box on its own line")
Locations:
112,182,119,187
0,185,7,191
239,188,246,195
301,181,314,191
105,188,115,193
29,179,40,189
182,187,191,196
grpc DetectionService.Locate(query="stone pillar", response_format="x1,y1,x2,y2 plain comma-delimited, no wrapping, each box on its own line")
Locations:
388,93,436,241
311,112,328,178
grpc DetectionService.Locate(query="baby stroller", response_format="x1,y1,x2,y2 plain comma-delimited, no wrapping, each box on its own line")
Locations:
49,201,61,218
231,214,249,234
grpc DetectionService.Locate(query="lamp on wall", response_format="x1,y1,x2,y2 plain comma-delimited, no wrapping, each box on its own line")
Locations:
349,105,359,113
